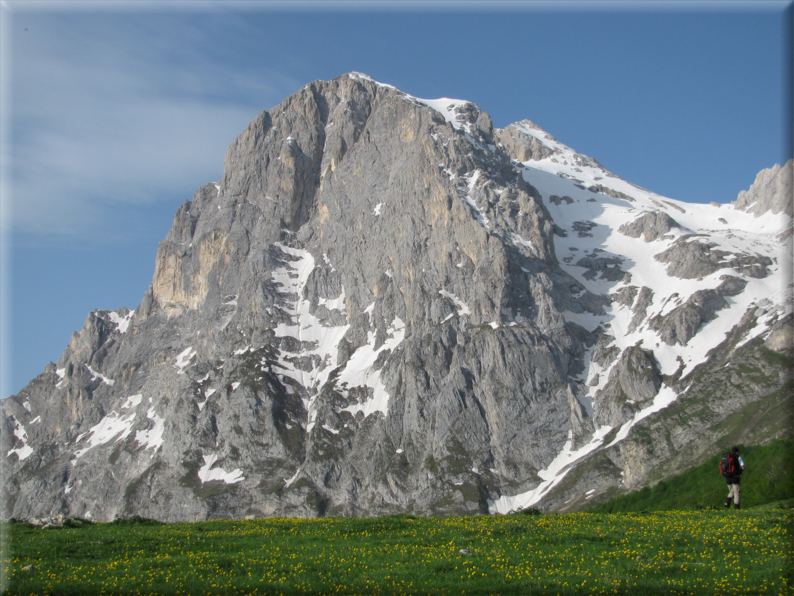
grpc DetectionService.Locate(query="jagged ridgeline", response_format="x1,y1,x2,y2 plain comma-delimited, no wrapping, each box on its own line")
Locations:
3,73,792,522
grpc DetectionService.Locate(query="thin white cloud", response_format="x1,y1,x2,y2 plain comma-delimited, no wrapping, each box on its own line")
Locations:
10,12,300,238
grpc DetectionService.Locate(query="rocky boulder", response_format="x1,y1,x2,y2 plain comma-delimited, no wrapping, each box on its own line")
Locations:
618,211,681,242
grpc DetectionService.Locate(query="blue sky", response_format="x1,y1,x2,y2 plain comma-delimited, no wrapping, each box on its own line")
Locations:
1,1,791,398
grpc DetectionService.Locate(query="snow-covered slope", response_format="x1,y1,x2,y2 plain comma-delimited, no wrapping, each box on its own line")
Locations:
517,121,789,379
486,121,791,513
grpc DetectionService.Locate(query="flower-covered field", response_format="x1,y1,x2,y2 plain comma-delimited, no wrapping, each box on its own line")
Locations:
4,509,792,595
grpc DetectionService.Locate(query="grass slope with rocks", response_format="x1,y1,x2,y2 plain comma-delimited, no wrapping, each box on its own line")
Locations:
587,440,793,514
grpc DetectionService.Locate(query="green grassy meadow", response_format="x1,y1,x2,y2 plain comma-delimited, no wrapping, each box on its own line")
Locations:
4,508,792,595
588,440,793,514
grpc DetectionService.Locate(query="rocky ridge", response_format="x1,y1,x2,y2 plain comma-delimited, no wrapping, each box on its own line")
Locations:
733,159,793,218
3,73,791,520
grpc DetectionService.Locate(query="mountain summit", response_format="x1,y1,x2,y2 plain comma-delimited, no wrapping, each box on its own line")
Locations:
3,73,791,520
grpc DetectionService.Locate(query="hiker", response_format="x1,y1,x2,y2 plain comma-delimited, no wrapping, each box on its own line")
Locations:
720,447,745,510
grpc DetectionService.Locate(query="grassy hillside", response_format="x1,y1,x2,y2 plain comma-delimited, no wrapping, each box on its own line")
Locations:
588,440,794,514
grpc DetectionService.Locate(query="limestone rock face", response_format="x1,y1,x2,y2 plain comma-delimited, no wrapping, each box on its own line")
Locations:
3,73,791,521
592,346,662,428
494,121,557,162
2,74,588,521
733,159,793,218
765,313,793,354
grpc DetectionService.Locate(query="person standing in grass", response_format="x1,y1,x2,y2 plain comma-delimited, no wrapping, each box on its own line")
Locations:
720,447,745,510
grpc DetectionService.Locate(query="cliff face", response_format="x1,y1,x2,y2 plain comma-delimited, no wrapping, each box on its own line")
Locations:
3,74,791,521
733,159,793,218
732,159,793,242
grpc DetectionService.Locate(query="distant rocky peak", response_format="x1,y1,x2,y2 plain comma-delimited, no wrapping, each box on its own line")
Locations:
732,158,793,218
493,120,607,177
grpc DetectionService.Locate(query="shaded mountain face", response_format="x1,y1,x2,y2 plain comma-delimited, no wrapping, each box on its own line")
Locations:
3,73,791,521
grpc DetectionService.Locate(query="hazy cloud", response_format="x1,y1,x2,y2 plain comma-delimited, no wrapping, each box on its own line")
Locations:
10,12,300,239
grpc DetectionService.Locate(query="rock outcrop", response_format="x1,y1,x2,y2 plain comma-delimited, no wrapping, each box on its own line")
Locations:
619,211,681,242
648,277,747,346
654,237,771,280
593,345,663,428
733,159,793,218
494,121,557,162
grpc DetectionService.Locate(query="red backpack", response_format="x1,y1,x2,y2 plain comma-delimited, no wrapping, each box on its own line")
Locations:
719,452,741,476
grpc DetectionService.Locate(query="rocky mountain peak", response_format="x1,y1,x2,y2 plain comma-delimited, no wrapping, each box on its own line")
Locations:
3,73,791,522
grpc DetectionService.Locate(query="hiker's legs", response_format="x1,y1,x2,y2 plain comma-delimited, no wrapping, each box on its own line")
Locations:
727,483,741,508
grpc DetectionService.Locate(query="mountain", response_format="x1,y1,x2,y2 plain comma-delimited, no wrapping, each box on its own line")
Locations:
3,73,791,521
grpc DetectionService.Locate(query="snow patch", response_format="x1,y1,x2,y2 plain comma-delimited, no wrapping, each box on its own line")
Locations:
511,233,534,250
121,394,143,410
85,364,115,386
135,408,165,455
562,310,604,333
198,454,244,484
606,386,679,448
197,387,215,411
336,317,406,420
488,426,614,514
284,468,302,488
413,97,473,132
439,290,472,316
7,417,34,461
461,170,490,227
73,410,137,460
108,311,134,333
348,72,397,90
174,347,196,374
271,243,352,432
